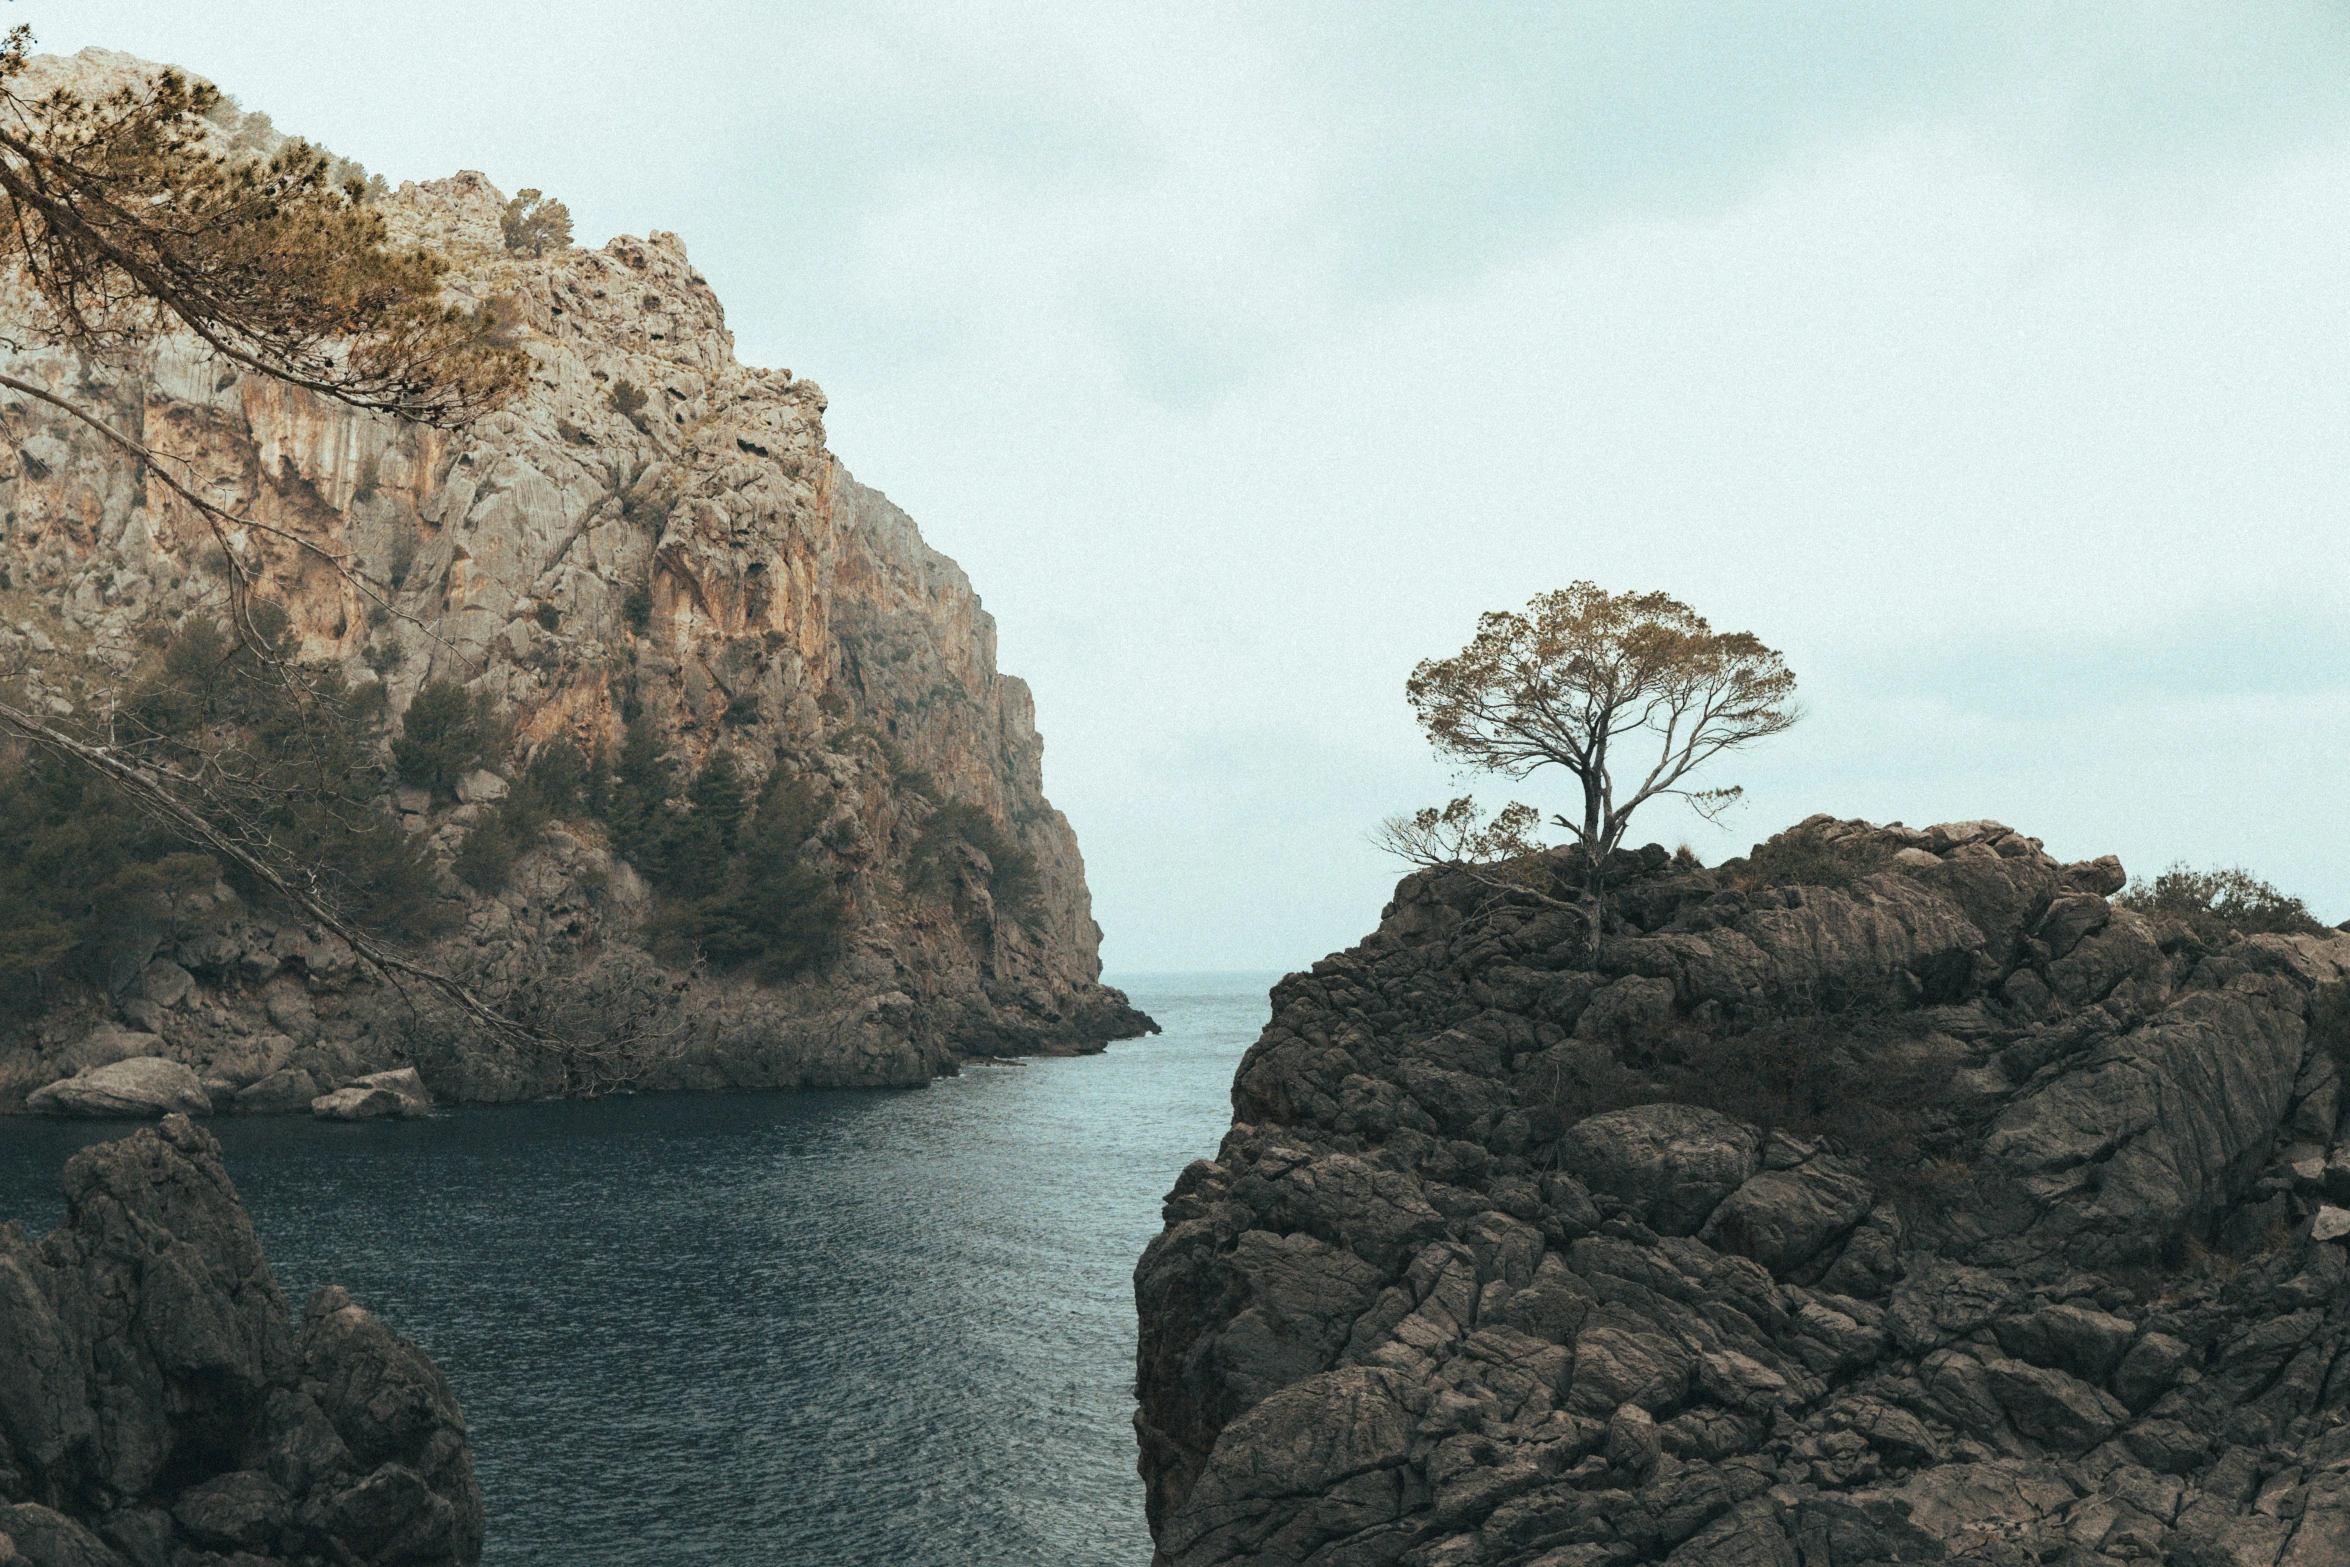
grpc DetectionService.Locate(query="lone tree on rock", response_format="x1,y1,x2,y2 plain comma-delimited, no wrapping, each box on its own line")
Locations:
499,187,572,257
1384,583,1798,877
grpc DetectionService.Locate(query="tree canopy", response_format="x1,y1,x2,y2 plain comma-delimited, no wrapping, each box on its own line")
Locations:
0,26,526,426
499,188,572,259
1393,583,1798,872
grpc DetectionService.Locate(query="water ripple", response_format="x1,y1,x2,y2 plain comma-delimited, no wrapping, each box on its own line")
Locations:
0,972,1273,1566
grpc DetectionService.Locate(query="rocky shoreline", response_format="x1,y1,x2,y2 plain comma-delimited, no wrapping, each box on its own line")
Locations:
1134,817,2350,1566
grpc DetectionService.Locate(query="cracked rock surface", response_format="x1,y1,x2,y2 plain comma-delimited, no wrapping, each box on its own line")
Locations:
1136,816,2350,1566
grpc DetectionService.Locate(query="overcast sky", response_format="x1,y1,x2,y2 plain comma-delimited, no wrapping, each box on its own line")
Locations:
35,3,2350,971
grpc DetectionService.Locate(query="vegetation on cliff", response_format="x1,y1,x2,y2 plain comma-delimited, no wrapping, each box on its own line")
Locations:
0,43,1147,1103
0,607,438,1001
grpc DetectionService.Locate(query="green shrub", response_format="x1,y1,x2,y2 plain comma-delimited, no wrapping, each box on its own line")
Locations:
2116,864,2327,944
0,752,212,988
0,613,442,986
449,737,598,894
141,615,435,935
652,749,749,898
393,678,494,797
877,739,937,802
453,807,521,892
910,798,1038,916
521,737,590,819
622,585,653,632
685,766,840,975
612,756,841,975
603,716,675,868
385,531,417,590
533,601,561,633
499,188,573,257
608,378,649,422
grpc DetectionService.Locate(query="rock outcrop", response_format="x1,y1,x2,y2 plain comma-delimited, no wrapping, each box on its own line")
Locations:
0,49,1150,1108
0,1115,480,1565
1135,815,2350,1566
24,1059,212,1119
311,1068,434,1122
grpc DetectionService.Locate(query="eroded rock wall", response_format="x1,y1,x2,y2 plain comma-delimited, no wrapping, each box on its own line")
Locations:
0,49,1149,1106
1135,816,2350,1566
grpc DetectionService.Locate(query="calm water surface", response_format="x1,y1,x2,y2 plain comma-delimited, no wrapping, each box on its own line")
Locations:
0,971,1275,1567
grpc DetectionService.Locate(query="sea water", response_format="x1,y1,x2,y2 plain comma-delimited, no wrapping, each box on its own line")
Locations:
0,971,1275,1566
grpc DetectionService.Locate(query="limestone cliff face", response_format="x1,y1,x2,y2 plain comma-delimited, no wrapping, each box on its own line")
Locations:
0,49,1151,1105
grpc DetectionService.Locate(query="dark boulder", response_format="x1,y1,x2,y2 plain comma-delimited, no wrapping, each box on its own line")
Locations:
0,1116,481,1566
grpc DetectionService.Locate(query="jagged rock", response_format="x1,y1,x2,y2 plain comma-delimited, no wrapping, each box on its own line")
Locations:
2112,1330,2192,1409
1155,1367,1420,1567
1983,979,2311,1262
0,1504,118,1567
1977,1355,2127,1452
1990,1301,2137,1383
24,1057,211,1118
1557,1105,1759,1236
0,1116,480,1564
1699,1160,1874,1277
1135,815,2350,1566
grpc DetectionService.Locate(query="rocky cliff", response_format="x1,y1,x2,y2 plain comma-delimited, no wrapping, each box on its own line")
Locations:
1135,816,2350,1566
0,1115,480,1565
0,48,1150,1109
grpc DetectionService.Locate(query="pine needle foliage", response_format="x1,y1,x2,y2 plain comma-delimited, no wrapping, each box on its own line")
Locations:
0,608,442,993
392,678,500,799
499,187,572,258
0,25,525,425
911,798,1039,916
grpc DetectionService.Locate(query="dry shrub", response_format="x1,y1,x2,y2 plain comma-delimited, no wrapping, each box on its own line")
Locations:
1722,829,1894,891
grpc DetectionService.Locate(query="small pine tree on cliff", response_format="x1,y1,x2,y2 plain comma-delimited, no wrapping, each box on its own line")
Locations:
1382,583,1799,881
499,187,573,257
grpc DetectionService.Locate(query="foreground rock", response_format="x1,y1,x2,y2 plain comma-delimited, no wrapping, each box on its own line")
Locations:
24,1057,211,1118
1135,816,2350,1567
0,1115,481,1565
